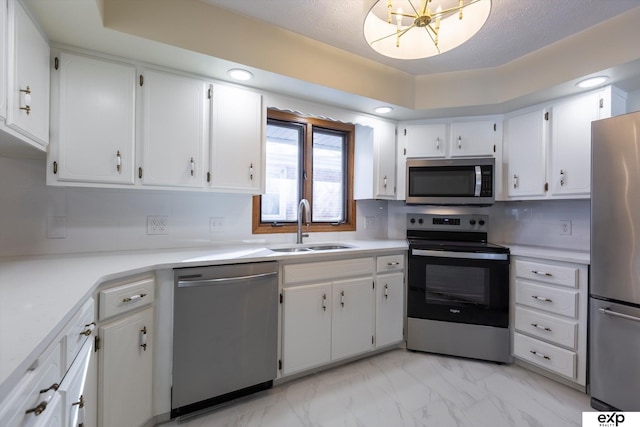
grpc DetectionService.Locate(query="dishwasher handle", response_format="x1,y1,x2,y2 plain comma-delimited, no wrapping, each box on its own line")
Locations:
177,271,277,288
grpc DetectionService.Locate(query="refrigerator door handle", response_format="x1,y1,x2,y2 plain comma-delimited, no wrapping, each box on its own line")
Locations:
599,307,640,323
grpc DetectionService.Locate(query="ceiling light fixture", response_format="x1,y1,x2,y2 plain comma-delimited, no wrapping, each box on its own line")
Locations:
576,76,609,88
364,0,491,60
375,106,394,114
228,68,253,81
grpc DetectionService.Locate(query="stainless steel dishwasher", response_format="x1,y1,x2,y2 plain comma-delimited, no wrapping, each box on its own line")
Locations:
171,261,278,418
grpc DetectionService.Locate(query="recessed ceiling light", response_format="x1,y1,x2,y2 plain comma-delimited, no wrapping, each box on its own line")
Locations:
228,68,253,81
375,106,393,114
576,76,609,88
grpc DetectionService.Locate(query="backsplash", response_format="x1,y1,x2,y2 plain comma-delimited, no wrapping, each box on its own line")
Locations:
0,156,387,257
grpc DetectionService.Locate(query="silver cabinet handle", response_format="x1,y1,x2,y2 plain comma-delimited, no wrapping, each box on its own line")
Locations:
190,157,195,176
79,322,96,336
383,176,387,188
531,323,552,332
531,295,553,302
116,150,121,173
531,270,553,277
322,293,327,312
122,293,147,303
530,350,551,360
457,136,462,150
140,326,147,351
249,163,254,181
384,284,389,299
513,174,518,189
387,261,400,266
599,307,640,323
20,86,31,115
560,169,566,186
340,290,345,307
436,137,440,151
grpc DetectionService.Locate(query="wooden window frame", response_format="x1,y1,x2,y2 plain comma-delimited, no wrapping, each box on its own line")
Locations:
252,109,356,234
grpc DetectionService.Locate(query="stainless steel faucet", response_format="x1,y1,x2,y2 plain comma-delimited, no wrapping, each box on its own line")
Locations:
297,198,311,244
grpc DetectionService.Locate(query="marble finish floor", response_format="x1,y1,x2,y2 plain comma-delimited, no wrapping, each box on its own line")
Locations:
164,349,591,427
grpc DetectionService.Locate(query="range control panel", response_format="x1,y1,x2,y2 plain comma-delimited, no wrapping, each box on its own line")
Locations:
406,213,489,232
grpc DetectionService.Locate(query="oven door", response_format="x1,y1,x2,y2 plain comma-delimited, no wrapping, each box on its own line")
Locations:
407,248,510,327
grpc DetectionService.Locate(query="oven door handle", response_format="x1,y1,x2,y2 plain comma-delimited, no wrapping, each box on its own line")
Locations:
411,249,509,261
474,165,482,197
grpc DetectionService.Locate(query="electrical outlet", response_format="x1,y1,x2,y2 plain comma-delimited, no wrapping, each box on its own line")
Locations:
560,220,572,235
209,217,225,232
147,215,168,235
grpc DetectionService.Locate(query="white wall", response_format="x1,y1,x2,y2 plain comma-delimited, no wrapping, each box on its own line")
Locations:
627,88,640,113
0,156,387,257
388,199,590,251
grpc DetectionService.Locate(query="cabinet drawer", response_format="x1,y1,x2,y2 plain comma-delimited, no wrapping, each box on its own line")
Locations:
515,280,578,318
514,333,576,379
99,277,155,320
376,254,405,274
515,306,578,349
63,298,95,371
284,258,374,285
514,260,578,288
0,341,62,427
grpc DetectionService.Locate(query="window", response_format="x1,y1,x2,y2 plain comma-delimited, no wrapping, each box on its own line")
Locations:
252,109,356,234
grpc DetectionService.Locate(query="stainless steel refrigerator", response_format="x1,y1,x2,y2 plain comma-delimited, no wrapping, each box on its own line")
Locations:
590,111,640,411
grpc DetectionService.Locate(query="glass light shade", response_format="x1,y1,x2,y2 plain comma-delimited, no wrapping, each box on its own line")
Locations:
576,76,609,88
375,106,393,114
228,68,253,81
364,0,491,60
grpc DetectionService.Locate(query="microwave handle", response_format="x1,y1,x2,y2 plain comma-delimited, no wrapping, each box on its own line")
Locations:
474,166,482,197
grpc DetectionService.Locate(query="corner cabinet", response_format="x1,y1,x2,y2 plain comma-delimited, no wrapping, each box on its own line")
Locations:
209,83,264,193
49,51,137,185
504,86,627,200
354,120,397,200
139,68,208,188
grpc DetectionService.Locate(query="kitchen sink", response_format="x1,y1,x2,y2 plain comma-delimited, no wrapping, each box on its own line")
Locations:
268,243,354,253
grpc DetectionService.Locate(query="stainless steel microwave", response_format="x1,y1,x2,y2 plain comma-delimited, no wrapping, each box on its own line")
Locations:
406,157,495,205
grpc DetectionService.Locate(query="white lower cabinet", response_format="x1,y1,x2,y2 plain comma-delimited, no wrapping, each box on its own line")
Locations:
512,256,588,387
281,253,405,377
96,277,154,427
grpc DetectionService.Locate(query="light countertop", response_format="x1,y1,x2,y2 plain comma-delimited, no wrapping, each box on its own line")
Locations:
504,244,590,264
0,240,407,395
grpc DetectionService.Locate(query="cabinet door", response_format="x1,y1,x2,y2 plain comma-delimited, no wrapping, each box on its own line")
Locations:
505,109,547,197
282,283,332,375
98,307,153,427
55,52,136,184
404,124,447,158
140,69,207,187
374,121,396,198
549,92,600,196
449,120,497,157
209,84,263,193
6,0,49,145
59,339,93,427
331,277,374,360
376,273,404,348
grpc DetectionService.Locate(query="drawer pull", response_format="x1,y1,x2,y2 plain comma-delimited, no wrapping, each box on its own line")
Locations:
531,323,552,332
387,262,400,266
39,383,59,394
531,270,553,277
25,401,47,416
531,295,553,303
79,322,96,337
530,350,551,360
72,394,85,408
122,293,147,303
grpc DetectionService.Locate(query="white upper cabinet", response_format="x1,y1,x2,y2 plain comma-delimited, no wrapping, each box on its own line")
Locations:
209,83,263,193
505,108,548,198
504,86,627,200
449,120,498,157
6,0,49,146
50,51,136,184
404,123,447,158
139,68,208,188
374,120,397,198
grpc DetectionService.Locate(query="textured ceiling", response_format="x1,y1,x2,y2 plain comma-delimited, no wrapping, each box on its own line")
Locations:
200,0,640,76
